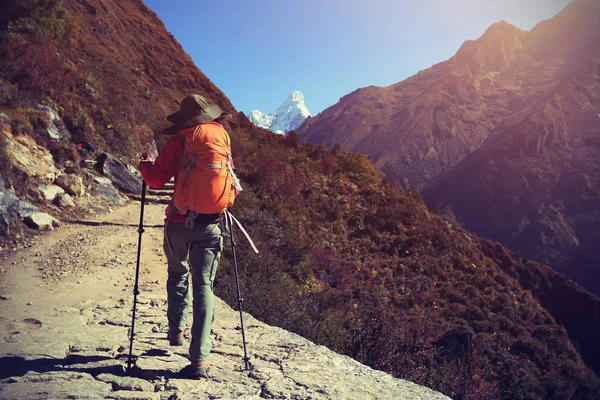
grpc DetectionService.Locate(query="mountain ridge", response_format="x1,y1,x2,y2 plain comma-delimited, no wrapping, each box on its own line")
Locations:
297,0,600,295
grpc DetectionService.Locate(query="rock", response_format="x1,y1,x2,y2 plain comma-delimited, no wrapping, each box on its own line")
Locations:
127,164,142,180
0,178,19,236
37,105,60,122
54,193,76,208
0,371,112,399
82,159,96,169
108,391,160,400
95,373,155,392
18,200,37,219
85,172,124,206
55,174,85,196
134,356,186,380
47,120,61,140
63,160,78,174
37,105,70,141
95,153,142,194
0,119,57,180
24,212,60,230
37,183,65,203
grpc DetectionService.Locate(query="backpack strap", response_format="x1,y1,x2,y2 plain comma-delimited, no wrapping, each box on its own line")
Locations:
184,211,199,229
180,149,197,182
223,210,259,254
226,152,243,194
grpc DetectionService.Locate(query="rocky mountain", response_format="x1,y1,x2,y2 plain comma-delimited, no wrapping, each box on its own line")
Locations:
248,109,275,131
249,91,311,134
297,0,600,295
1,1,600,399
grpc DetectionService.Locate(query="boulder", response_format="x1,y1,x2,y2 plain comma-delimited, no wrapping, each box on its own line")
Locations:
47,120,61,140
37,105,71,141
95,153,142,194
85,172,124,206
0,119,57,180
18,200,37,219
37,184,65,203
24,212,60,230
54,193,75,208
55,174,85,197
37,105,60,121
0,178,19,236
127,165,142,180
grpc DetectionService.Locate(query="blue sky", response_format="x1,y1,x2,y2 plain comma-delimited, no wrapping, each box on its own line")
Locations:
143,0,572,116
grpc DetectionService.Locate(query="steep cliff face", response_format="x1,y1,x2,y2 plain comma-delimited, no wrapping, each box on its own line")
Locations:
422,60,600,294
420,0,600,294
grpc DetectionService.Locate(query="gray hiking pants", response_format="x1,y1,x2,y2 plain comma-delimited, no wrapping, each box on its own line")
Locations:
163,220,223,362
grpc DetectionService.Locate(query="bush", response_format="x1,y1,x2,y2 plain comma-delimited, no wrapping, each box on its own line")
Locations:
0,0,67,40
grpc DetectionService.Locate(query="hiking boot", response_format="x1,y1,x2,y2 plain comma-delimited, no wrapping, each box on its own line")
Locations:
190,360,210,379
167,331,184,346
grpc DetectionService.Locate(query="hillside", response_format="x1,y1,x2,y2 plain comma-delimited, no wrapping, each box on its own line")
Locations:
296,0,600,295
0,1,599,399
0,0,234,164
421,65,600,294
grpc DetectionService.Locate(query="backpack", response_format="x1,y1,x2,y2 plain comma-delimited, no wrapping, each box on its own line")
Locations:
171,123,242,222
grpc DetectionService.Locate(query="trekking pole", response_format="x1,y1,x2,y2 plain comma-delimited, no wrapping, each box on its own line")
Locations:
227,211,250,371
127,153,148,374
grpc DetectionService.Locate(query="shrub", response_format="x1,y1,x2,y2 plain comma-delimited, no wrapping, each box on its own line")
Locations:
0,0,67,40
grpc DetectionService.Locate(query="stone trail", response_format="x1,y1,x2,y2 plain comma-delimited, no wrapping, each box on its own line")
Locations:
0,203,450,400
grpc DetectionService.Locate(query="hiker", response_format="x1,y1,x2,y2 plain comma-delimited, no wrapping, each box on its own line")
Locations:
139,94,237,378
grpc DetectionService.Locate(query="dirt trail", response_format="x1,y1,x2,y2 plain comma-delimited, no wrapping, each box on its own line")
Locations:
0,203,167,357
0,202,450,400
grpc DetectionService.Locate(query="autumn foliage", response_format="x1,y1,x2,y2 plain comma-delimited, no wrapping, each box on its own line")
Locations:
213,120,600,400
1,2,599,399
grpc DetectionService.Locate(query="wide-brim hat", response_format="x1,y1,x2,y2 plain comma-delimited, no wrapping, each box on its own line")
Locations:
164,94,231,134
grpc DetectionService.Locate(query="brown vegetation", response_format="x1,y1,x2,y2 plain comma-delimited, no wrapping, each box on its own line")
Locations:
1,1,599,399
297,0,600,297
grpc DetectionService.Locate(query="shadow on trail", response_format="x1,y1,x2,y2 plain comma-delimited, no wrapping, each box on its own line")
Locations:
0,351,194,382
0,354,125,380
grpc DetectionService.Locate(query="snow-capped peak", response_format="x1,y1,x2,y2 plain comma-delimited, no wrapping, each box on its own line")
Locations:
248,110,275,130
248,91,311,135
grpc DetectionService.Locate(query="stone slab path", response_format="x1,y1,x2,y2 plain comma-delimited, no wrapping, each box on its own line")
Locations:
0,203,450,400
